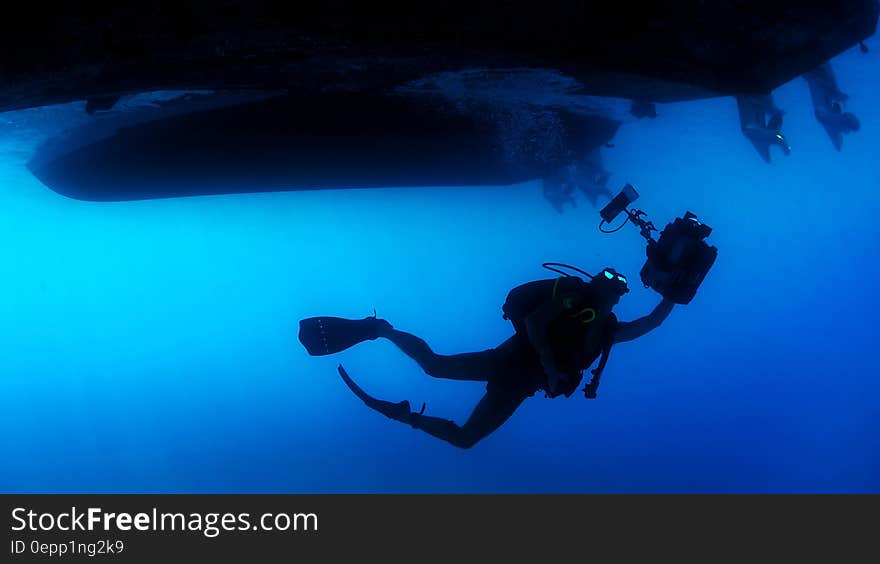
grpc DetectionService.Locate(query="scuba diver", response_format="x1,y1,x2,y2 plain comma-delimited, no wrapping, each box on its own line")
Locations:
299,267,675,449
300,183,716,449
802,62,860,151
736,93,791,163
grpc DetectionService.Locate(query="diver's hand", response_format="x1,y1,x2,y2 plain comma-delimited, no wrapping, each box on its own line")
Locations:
542,360,570,396
536,344,572,395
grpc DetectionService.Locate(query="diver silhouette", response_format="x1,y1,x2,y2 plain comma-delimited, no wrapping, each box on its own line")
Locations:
299,267,675,449
541,148,614,213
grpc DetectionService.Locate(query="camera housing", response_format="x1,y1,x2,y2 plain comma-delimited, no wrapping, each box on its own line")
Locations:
639,212,717,304
600,186,717,304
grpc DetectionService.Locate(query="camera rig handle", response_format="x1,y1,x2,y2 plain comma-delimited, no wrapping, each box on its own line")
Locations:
625,208,658,242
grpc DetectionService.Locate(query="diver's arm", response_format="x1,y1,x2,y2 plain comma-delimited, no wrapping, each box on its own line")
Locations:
614,298,675,343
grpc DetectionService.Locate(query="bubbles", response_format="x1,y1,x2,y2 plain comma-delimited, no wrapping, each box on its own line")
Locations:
400,68,629,178
399,67,630,120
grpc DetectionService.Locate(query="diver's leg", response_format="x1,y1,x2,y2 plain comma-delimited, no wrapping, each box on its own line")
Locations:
381,328,499,382
409,387,529,449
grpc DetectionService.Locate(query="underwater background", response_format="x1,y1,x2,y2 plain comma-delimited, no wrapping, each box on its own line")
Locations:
1,38,878,494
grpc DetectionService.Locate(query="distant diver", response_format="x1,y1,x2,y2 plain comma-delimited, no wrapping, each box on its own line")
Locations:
736,93,791,163
541,148,613,213
802,62,860,151
542,167,577,214
300,269,674,449
573,148,614,207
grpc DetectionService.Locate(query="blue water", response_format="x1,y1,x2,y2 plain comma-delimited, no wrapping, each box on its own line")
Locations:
2,40,878,493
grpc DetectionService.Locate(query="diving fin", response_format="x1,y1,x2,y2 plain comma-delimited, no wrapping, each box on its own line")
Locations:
338,364,422,423
298,315,391,356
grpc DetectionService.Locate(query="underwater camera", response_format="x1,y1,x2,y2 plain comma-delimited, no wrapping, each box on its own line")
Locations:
599,184,717,304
